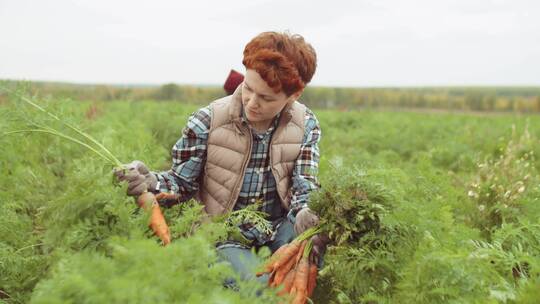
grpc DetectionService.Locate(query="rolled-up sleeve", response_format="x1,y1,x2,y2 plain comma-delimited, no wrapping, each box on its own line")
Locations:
287,107,321,222
153,106,211,203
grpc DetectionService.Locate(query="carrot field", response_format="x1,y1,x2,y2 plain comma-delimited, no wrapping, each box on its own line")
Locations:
1,92,540,303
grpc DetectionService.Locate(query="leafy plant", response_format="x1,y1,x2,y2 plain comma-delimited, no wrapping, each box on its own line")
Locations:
2,85,540,304
309,165,393,245
466,125,538,237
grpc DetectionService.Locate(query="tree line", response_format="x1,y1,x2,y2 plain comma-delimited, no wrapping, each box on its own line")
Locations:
2,80,540,113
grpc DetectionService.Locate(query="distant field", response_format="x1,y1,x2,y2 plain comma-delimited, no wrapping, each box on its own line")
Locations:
1,97,540,303
2,79,540,112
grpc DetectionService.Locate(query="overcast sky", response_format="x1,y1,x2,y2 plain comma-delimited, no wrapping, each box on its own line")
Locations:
1,0,539,87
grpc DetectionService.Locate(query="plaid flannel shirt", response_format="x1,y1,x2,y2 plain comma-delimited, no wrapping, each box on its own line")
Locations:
153,103,321,246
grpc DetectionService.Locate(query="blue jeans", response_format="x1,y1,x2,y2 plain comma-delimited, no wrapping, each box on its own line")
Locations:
216,217,297,287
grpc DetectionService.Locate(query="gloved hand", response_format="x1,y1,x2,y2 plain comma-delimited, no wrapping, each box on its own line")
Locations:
113,160,158,196
293,208,320,235
294,208,329,266
309,233,330,266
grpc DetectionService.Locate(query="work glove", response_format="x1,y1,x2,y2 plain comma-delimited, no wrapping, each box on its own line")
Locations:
114,160,158,196
309,233,330,266
294,208,330,266
293,208,320,235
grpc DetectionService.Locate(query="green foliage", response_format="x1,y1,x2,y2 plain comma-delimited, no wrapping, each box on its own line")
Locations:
30,236,273,304
1,90,540,303
320,225,417,303
466,126,539,237
309,165,394,245
396,234,516,304
514,256,540,304
223,202,274,237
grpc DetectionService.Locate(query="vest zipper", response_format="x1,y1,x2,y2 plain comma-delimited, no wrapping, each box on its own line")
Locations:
269,126,287,208
227,124,252,211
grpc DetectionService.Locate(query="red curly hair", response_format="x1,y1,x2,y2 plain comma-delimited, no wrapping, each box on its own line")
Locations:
242,31,317,97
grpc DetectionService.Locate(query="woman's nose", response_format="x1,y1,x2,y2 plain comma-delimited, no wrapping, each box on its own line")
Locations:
247,94,260,108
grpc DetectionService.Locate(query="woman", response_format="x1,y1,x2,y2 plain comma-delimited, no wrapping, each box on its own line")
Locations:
115,31,328,284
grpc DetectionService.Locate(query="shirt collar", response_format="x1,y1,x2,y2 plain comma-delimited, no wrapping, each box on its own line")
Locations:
240,104,281,135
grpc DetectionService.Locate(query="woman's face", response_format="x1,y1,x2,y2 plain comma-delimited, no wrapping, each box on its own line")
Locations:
241,69,301,126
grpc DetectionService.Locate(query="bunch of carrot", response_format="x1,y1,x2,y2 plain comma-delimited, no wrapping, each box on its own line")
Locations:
2,88,174,247
257,228,321,304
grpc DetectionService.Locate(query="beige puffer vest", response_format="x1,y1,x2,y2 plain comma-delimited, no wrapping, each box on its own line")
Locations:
198,85,306,216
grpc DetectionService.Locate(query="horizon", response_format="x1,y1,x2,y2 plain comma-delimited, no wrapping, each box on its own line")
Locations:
3,78,540,90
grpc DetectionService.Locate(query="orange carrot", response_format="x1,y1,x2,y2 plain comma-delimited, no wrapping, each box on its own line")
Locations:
277,268,296,296
272,250,299,287
272,241,302,270
307,263,318,297
257,243,290,277
295,240,307,265
137,192,171,245
292,291,307,304
292,257,310,304
268,269,277,287
149,203,171,245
